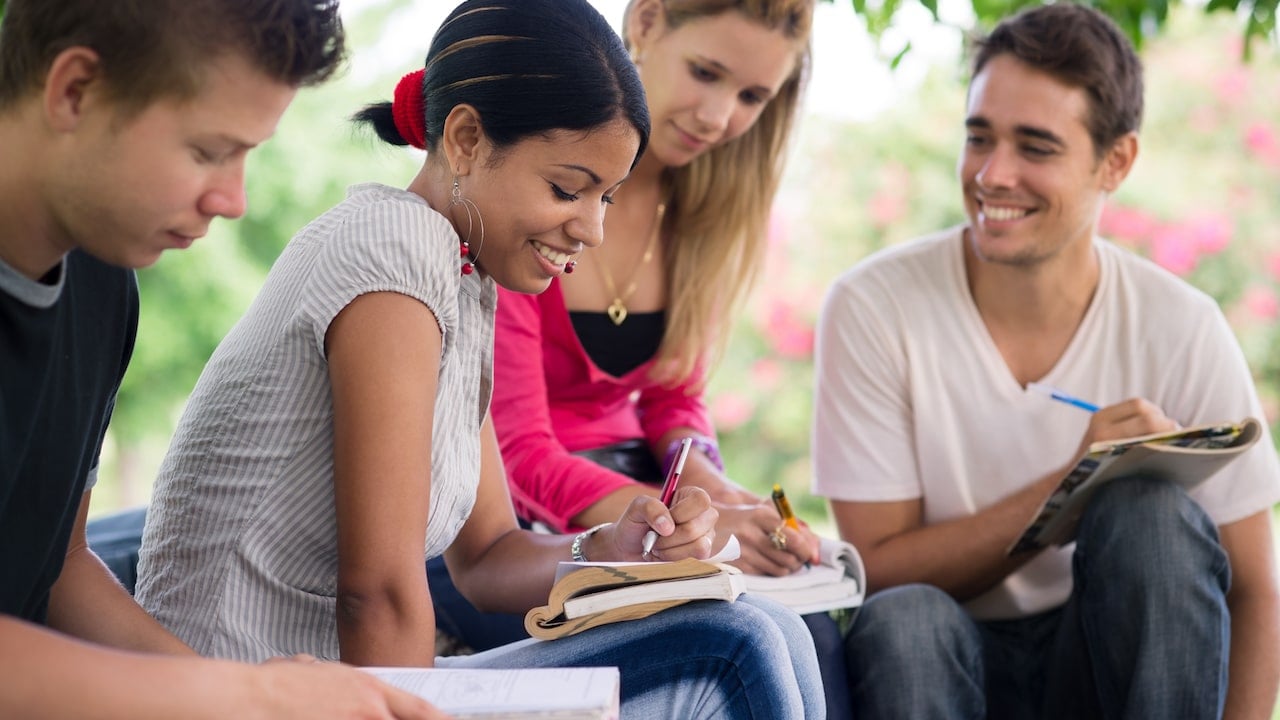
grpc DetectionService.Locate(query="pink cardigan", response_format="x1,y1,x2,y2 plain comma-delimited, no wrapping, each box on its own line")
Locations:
492,279,714,532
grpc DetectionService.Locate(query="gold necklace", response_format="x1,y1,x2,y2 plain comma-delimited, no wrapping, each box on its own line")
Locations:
600,201,666,326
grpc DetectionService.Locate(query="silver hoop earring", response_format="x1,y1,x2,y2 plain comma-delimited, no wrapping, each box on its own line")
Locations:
450,177,485,276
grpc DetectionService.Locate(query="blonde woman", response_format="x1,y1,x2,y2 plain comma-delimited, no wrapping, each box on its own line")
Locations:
429,1,852,717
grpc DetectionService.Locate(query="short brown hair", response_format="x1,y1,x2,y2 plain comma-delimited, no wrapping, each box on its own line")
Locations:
0,0,345,111
971,3,1143,157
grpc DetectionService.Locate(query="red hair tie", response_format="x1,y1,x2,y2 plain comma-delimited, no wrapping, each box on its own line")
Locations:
392,69,427,150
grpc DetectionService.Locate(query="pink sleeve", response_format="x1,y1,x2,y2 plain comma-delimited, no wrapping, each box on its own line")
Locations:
634,363,716,448
491,287,639,532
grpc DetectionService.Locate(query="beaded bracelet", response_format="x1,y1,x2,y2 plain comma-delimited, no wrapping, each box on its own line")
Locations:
662,435,724,475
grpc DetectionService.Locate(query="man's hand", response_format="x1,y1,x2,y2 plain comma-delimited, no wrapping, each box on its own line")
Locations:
1078,398,1179,451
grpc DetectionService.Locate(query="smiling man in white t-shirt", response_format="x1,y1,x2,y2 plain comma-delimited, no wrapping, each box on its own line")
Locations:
812,5,1280,719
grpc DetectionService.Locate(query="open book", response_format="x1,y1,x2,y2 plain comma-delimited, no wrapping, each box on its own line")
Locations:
1008,417,1262,555
743,536,866,614
525,557,745,640
525,537,745,640
364,666,619,720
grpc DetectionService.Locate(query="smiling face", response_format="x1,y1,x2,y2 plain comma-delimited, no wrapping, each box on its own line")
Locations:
627,7,799,168
461,117,641,294
959,54,1135,268
46,51,296,269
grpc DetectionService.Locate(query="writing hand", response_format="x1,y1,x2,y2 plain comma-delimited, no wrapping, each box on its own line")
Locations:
601,487,718,561
1078,397,1179,453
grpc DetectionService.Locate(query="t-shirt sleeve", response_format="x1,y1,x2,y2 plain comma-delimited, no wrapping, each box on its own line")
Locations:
87,271,139,492
299,201,458,356
1162,296,1280,523
811,271,922,502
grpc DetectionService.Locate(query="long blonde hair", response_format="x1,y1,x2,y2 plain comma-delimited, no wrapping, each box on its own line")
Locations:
626,0,814,386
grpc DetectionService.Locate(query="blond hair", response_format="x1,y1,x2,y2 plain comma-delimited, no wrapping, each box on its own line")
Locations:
626,0,813,385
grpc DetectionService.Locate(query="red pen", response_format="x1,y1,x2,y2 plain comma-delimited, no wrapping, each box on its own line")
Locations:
643,437,692,557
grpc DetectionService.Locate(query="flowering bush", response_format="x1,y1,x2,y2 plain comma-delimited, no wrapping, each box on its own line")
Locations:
711,11,1280,522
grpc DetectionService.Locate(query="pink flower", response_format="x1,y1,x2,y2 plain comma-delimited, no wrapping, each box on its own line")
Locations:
766,302,815,360
1214,68,1250,107
1148,225,1199,276
750,359,782,390
710,392,755,430
1244,123,1280,169
1185,213,1233,254
1267,252,1280,282
1100,205,1158,243
1242,286,1280,320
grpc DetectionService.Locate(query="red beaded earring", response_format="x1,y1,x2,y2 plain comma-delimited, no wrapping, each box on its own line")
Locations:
564,261,577,274
449,177,484,276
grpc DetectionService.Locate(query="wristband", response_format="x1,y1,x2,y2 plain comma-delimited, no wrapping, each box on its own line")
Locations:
663,436,723,475
570,523,611,562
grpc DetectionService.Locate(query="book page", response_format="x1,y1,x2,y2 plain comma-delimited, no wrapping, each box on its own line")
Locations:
363,666,619,718
563,565,745,619
554,535,741,582
741,536,866,613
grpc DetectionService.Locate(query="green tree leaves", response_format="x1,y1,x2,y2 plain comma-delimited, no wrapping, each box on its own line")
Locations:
827,0,1276,56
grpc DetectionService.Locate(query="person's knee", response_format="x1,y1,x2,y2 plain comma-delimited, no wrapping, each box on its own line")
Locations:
846,584,976,667
1078,476,1227,590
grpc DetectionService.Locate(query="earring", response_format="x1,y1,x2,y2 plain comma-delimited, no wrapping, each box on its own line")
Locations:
564,260,577,274
450,177,485,276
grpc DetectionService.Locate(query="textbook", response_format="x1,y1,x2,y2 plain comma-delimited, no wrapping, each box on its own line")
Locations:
742,537,867,614
364,666,619,719
525,557,746,640
1008,417,1262,555
524,537,744,640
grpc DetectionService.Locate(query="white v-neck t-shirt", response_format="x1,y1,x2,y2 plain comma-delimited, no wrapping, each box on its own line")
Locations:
812,226,1280,620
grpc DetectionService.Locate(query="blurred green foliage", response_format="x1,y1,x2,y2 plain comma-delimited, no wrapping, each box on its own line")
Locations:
828,0,1277,60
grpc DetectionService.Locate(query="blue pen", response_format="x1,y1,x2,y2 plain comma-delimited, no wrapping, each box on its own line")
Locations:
1027,382,1100,413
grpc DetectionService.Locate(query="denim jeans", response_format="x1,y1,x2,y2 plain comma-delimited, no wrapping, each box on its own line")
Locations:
843,476,1231,720
440,593,826,719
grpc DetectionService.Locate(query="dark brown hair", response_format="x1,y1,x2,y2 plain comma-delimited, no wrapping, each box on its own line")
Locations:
0,0,345,111
972,3,1143,157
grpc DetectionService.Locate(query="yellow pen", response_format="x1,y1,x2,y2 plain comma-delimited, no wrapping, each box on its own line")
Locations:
771,484,800,531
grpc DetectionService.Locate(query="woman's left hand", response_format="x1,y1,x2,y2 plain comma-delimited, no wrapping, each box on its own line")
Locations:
714,501,821,576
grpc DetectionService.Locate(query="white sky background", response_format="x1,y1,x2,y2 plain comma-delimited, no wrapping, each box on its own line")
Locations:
340,0,971,122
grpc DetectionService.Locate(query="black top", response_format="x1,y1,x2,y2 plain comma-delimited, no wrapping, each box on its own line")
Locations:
0,250,138,622
569,310,665,378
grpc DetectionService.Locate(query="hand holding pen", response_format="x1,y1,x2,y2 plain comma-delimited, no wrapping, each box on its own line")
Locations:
767,484,819,568
1028,383,1178,452
643,438,692,558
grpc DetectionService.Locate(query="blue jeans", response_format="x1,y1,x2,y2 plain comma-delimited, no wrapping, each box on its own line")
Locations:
440,593,825,719
843,476,1231,720
85,506,148,595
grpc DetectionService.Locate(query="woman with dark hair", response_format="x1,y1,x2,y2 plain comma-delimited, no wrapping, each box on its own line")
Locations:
461,1,854,717
135,1,824,717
